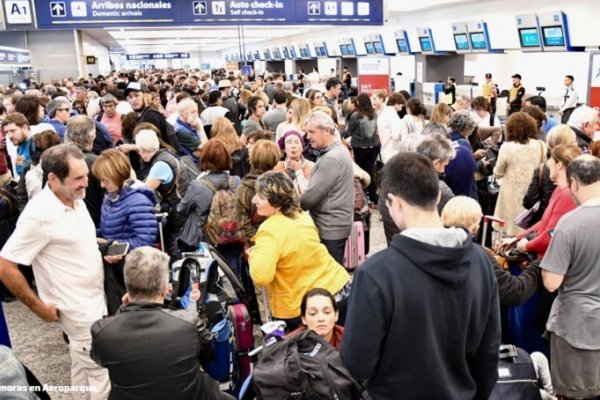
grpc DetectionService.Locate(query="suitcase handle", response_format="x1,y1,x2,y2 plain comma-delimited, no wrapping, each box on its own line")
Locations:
483,215,505,226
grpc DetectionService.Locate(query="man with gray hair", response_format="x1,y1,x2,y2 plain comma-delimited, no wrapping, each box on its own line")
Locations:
567,106,599,154
300,111,354,264
444,110,479,199
540,155,600,399
90,246,233,400
380,131,457,244
46,96,71,140
0,144,110,399
67,115,103,227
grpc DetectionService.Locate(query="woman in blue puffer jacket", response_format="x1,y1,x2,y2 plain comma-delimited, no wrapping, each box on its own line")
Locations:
93,149,158,251
93,149,158,315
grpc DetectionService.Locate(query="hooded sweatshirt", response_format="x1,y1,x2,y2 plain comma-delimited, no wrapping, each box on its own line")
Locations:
340,228,500,400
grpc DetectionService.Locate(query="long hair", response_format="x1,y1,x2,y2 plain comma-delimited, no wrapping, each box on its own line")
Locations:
211,117,243,154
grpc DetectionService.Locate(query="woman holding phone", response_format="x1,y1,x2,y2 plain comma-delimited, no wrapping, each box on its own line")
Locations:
93,149,159,314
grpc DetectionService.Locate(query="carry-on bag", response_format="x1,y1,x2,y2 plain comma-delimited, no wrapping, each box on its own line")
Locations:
489,344,542,400
343,221,365,271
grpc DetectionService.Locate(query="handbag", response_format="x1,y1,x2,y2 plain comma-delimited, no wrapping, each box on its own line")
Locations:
514,143,545,229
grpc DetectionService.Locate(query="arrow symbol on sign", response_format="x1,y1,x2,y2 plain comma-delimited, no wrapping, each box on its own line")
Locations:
309,2,319,14
194,2,205,14
52,3,64,13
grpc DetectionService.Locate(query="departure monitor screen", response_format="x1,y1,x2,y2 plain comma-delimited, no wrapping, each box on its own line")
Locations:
340,44,349,55
346,44,355,55
419,37,432,52
519,27,540,47
542,26,565,47
453,33,470,50
365,42,375,54
396,38,408,53
470,32,487,49
290,48,297,58
373,41,384,53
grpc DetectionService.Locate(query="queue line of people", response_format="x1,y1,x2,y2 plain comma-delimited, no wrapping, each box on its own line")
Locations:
0,67,598,400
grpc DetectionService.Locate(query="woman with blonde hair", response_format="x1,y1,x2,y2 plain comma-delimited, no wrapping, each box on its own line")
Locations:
441,195,542,307
211,116,249,178
511,143,581,258
429,103,452,127
276,97,310,141
93,149,158,252
522,124,577,225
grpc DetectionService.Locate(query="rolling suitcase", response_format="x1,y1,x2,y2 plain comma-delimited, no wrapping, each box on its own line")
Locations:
343,221,365,271
228,303,253,382
489,345,542,400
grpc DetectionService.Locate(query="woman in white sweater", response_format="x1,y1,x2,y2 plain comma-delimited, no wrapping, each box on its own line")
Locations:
372,90,405,163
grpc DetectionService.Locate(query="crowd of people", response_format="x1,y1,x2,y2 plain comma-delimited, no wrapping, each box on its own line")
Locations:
0,66,598,400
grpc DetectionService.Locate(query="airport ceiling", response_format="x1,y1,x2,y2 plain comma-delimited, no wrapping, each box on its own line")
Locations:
82,0,474,55
84,25,324,54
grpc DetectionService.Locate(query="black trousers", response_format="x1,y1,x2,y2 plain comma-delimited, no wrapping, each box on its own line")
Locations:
353,146,380,203
561,108,575,124
321,238,347,266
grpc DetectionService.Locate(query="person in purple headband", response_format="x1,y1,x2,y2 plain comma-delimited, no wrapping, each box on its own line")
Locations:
274,130,314,194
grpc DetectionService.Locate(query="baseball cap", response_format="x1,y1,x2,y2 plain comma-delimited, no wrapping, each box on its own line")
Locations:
124,82,142,96
511,74,522,80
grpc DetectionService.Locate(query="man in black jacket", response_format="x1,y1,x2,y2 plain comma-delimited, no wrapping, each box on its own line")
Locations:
90,246,234,400
341,153,500,400
125,82,184,154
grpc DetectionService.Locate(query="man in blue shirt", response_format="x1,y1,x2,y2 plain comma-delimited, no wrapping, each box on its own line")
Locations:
46,96,71,141
1,112,33,180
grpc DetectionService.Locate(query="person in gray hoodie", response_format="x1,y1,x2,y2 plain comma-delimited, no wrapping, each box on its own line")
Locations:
300,111,354,264
341,152,500,400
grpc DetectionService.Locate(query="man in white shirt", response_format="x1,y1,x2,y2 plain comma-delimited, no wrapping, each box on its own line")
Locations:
0,144,110,399
560,75,578,124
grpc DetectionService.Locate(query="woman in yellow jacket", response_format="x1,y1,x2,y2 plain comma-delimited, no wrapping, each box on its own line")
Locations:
249,171,351,332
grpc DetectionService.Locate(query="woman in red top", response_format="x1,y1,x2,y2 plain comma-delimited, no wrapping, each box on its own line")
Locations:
287,288,344,349
515,143,582,258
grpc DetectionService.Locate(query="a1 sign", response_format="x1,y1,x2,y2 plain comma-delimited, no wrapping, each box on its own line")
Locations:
4,0,33,24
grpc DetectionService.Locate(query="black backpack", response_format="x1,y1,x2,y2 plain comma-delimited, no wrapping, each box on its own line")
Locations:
253,330,363,400
489,345,542,400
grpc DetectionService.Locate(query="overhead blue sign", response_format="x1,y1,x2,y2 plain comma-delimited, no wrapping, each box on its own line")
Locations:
34,0,384,28
126,52,190,60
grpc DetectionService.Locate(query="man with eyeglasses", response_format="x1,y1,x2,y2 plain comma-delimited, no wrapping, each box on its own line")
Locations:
46,96,72,141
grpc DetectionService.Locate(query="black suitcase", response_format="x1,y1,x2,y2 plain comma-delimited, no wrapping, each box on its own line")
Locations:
489,345,542,400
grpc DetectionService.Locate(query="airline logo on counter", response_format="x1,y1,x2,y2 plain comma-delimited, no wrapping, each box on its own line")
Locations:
34,0,383,28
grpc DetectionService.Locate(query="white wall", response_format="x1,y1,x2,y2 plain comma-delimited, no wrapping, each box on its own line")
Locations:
82,31,112,77
26,30,79,82
464,51,590,104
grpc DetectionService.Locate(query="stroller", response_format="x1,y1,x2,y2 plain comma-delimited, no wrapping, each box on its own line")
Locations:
171,244,255,396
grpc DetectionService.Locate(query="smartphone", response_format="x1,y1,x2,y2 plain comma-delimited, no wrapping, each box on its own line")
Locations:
107,242,129,257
